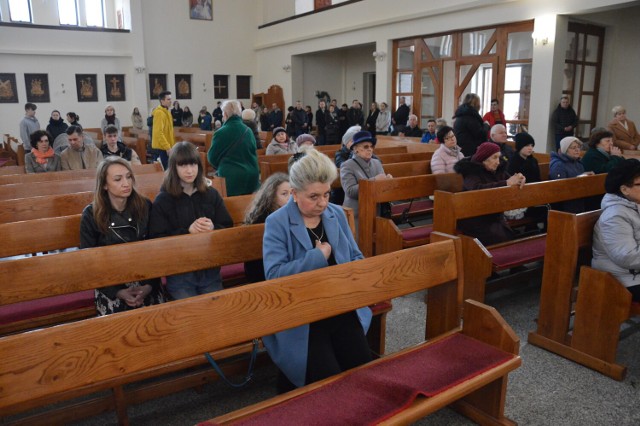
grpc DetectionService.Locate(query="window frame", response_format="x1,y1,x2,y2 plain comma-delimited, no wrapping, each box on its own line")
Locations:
84,0,105,28
8,0,33,23
57,0,79,26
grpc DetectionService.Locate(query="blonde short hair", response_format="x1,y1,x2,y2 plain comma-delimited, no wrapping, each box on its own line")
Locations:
288,147,337,191
612,106,626,116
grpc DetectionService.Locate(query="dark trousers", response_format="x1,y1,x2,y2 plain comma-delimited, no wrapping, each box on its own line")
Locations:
277,311,371,394
158,150,169,170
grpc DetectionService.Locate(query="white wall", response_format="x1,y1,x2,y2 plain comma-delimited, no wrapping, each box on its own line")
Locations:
139,0,258,113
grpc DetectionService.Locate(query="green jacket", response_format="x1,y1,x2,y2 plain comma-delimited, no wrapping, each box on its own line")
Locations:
582,147,624,174
207,115,260,196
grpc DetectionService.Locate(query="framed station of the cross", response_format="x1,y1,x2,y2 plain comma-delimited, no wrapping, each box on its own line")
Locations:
213,74,228,99
105,74,125,102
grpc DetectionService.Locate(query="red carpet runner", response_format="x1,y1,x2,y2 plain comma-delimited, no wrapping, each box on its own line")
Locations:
201,333,513,425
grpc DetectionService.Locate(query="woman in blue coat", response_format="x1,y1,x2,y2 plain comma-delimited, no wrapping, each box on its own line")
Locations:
262,147,372,393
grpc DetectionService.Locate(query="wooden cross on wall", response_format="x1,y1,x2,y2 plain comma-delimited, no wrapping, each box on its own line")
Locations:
213,75,228,99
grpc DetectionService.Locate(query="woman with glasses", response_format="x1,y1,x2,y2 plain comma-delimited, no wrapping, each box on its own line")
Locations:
549,136,593,213
340,130,392,229
263,147,373,393
80,157,166,316
430,126,464,174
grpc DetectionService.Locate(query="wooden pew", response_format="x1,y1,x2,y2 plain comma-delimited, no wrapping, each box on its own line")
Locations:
0,222,391,424
0,241,521,426
0,177,226,224
0,162,163,185
430,174,608,303
0,192,253,260
0,171,164,201
0,165,24,176
527,210,640,380
359,173,463,257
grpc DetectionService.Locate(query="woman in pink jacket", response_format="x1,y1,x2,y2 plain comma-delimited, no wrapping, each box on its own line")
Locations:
430,126,464,174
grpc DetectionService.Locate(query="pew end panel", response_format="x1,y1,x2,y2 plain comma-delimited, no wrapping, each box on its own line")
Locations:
527,210,639,381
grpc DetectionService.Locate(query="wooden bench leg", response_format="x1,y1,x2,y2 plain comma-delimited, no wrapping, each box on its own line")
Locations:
367,311,387,358
112,385,129,426
453,376,515,426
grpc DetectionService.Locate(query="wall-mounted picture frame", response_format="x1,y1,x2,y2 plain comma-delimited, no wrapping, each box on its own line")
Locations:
175,74,192,99
105,74,126,102
236,75,251,99
190,0,212,21
0,73,19,103
149,74,167,100
213,74,228,99
24,73,50,103
76,74,98,102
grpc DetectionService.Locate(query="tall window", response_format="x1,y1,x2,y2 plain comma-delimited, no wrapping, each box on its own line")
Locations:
563,22,605,140
393,21,534,134
58,0,78,26
85,0,104,27
8,0,32,23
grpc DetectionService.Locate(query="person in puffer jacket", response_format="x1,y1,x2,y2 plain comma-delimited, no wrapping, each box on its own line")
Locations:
592,158,640,302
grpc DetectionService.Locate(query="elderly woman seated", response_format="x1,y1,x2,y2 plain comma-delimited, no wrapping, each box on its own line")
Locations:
340,130,392,230
592,159,640,302
453,142,525,245
608,106,640,151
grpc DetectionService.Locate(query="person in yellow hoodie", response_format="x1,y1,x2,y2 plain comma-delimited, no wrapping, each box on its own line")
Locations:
152,91,175,169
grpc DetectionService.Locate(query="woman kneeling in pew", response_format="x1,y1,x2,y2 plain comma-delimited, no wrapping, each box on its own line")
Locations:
150,142,233,300
454,142,526,245
592,159,640,302
80,157,166,316
263,147,373,393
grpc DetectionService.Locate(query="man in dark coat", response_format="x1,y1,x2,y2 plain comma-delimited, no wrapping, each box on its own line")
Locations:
269,102,283,131
453,95,490,157
292,101,308,137
392,97,410,133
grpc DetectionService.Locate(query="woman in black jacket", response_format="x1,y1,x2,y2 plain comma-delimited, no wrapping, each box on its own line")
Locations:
80,157,166,315
453,93,490,157
149,142,233,300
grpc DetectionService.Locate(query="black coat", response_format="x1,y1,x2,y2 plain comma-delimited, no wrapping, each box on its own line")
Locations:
453,158,515,246
347,107,364,127
454,104,490,157
149,187,233,237
393,104,410,127
507,154,541,183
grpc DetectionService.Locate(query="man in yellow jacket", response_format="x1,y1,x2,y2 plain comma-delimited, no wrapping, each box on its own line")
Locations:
152,91,175,169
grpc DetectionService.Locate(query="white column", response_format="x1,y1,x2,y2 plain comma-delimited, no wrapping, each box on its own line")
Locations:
529,15,569,153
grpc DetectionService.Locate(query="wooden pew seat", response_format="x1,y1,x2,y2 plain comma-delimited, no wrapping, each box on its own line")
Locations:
431,174,608,303
487,235,547,271
206,329,515,425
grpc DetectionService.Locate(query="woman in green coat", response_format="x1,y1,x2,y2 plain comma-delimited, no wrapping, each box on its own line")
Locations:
207,100,260,196
582,129,624,174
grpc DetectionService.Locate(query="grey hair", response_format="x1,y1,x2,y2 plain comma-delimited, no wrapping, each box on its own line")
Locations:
222,100,242,119
612,105,626,116
241,108,256,121
289,147,337,191
490,124,506,137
